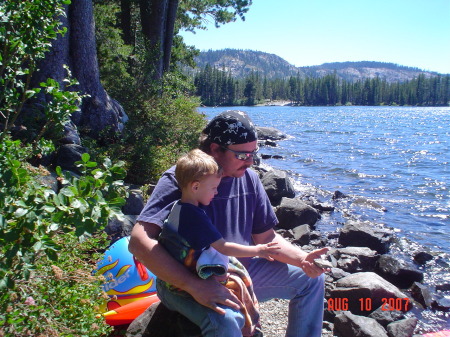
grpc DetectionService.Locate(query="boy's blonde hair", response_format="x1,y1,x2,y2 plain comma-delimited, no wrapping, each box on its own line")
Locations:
175,149,221,190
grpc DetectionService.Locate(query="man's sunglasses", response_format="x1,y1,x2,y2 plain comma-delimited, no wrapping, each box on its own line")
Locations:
221,146,259,161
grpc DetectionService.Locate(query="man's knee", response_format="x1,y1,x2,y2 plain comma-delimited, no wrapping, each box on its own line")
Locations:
201,307,244,337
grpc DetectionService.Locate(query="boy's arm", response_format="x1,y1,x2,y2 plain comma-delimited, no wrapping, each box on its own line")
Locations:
210,238,280,261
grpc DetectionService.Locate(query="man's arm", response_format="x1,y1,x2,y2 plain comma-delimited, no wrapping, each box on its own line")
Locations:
211,238,280,261
128,221,241,314
252,228,328,278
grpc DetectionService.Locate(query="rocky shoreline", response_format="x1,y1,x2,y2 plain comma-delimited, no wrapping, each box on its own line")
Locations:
254,126,450,337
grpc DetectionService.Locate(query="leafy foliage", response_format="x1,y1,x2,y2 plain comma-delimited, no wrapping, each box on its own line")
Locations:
0,0,69,138
0,136,127,290
0,232,113,337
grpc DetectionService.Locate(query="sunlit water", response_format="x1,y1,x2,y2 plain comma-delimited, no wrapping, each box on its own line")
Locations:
200,106,449,255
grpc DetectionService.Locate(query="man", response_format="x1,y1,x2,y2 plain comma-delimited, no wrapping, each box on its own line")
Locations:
129,110,328,337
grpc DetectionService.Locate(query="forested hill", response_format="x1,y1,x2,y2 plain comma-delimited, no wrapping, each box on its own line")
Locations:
193,49,441,82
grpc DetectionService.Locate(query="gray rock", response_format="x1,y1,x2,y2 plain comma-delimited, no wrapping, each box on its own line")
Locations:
332,247,379,272
275,197,321,230
105,215,137,243
386,317,418,337
330,272,411,315
410,282,433,308
368,306,405,327
292,224,311,245
432,295,450,312
338,220,391,254
334,311,388,337
59,121,81,145
256,126,287,140
261,169,295,205
54,144,88,173
413,251,433,265
123,188,145,215
375,255,423,289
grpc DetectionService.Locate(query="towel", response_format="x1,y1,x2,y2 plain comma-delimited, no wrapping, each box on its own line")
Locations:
196,246,229,280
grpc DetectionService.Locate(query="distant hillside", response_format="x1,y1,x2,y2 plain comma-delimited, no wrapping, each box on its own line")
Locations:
192,49,441,82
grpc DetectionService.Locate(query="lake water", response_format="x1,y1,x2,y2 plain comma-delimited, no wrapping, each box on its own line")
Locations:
199,106,450,256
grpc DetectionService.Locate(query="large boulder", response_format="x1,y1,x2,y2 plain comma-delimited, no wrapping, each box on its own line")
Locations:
261,169,295,205
275,197,321,230
375,255,423,289
338,220,391,254
330,272,411,315
334,311,388,337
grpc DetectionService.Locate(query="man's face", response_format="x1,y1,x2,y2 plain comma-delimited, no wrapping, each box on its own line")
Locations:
212,141,258,178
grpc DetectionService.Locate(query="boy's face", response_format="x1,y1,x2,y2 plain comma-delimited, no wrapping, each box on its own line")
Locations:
195,174,222,206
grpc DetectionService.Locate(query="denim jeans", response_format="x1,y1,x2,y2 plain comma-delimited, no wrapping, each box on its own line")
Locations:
156,258,325,337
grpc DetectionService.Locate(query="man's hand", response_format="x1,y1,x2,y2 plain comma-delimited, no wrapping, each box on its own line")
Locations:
256,242,281,261
188,277,242,315
298,247,330,278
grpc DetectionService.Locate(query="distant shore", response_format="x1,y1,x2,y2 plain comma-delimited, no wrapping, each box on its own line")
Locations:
255,100,292,107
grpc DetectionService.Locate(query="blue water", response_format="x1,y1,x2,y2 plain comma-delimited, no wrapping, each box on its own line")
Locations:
199,106,450,256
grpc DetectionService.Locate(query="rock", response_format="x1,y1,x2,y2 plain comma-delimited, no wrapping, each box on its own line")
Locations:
386,317,418,337
36,170,59,193
330,272,411,315
368,306,405,327
256,126,287,141
338,220,391,254
436,283,450,292
413,251,433,265
332,190,348,200
59,121,81,145
275,197,321,230
334,311,388,337
261,169,295,205
292,224,311,245
375,255,423,289
432,295,450,312
126,302,201,337
105,215,137,243
123,188,145,215
332,247,379,273
328,268,351,281
410,282,433,308
353,197,387,212
54,144,88,173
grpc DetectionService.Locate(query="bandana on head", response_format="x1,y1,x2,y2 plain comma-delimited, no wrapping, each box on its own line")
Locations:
203,110,258,146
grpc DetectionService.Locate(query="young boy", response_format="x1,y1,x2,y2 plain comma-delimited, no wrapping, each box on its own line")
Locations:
157,149,279,336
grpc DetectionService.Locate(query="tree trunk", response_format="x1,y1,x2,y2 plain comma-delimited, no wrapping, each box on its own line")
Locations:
121,0,134,46
140,0,168,81
32,0,127,140
162,0,179,73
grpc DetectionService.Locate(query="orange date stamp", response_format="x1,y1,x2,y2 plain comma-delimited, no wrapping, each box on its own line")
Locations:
327,297,410,312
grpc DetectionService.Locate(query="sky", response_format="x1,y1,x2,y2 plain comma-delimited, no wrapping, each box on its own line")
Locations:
180,0,450,74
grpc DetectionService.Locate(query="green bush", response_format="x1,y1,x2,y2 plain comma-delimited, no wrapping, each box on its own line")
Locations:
0,0,69,138
0,136,127,289
120,91,205,185
0,232,113,337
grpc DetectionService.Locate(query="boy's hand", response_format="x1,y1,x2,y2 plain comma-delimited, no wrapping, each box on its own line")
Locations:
256,242,280,261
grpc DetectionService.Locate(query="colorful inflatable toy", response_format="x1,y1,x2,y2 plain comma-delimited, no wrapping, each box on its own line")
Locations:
92,236,160,325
